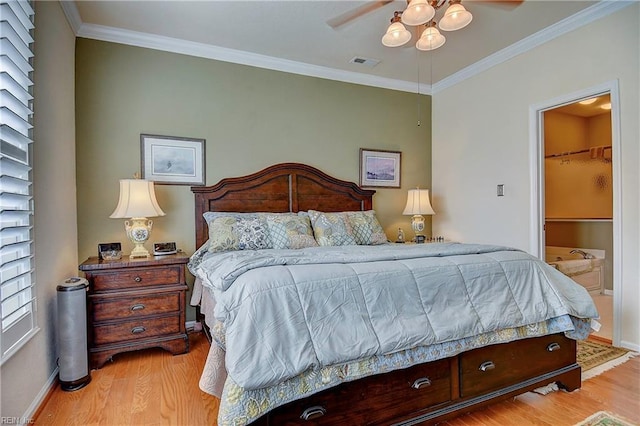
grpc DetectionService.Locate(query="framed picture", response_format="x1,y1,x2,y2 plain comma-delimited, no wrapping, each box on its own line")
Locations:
359,148,401,188
141,134,205,185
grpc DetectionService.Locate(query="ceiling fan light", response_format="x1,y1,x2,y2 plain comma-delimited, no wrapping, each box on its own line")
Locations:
382,21,412,47
438,2,473,31
402,0,435,26
416,26,446,51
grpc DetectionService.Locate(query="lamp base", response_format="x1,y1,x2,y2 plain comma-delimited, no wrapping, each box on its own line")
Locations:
124,217,153,259
129,243,151,258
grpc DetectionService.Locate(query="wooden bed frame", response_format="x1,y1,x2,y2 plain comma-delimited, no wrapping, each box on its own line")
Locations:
192,163,582,425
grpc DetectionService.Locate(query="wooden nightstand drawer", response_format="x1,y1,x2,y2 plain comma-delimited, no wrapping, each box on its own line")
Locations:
91,291,181,322
93,315,182,345
460,333,576,397
91,266,182,292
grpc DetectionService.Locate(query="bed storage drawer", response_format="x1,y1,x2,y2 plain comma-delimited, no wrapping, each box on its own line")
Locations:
266,357,452,425
460,333,576,397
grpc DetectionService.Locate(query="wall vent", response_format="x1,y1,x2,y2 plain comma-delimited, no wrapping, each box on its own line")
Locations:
349,56,381,68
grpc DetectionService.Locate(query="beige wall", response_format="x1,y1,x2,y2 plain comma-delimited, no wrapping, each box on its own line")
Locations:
75,38,432,318
0,2,78,420
432,4,639,350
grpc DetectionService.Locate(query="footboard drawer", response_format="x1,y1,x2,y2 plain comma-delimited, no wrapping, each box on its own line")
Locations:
266,357,452,425
460,333,576,397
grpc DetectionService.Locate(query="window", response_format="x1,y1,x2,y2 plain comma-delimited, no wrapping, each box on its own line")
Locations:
1,0,36,364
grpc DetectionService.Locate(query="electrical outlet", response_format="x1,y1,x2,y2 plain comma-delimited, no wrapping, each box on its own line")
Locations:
497,184,504,196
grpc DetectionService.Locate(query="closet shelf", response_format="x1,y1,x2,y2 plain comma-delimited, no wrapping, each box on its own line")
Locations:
545,145,611,159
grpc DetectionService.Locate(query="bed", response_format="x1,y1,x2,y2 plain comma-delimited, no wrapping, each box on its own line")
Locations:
189,162,597,426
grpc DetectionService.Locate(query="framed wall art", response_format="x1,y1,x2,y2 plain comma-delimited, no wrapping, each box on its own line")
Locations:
141,134,205,185
359,148,401,188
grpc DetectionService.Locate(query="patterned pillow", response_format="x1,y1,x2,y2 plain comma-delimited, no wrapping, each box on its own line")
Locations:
265,214,318,249
188,239,210,271
344,210,388,245
307,210,357,246
204,212,272,252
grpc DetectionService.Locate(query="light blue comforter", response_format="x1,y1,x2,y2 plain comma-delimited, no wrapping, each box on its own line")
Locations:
191,243,598,390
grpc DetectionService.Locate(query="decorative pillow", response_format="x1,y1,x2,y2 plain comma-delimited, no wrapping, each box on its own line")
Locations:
204,212,272,252
344,210,388,245
236,217,272,250
307,210,357,246
265,213,318,249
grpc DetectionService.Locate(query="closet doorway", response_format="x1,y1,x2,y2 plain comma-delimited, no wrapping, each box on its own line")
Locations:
531,81,621,346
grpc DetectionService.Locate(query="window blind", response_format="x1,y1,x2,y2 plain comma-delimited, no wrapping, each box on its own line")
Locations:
0,0,36,364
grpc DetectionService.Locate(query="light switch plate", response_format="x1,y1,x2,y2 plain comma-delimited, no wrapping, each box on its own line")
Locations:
497,184,504,196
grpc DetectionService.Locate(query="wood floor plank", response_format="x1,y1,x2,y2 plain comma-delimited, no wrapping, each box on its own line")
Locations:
34,333,639,425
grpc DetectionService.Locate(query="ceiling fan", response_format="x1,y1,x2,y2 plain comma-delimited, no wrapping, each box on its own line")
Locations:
327,0,523,30
328,0,522,51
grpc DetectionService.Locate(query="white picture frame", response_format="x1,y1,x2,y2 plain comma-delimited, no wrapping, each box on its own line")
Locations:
141,134,205,185
359,148,401,188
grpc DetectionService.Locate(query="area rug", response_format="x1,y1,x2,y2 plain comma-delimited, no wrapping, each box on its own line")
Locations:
574,411,636,426
577,340,637,380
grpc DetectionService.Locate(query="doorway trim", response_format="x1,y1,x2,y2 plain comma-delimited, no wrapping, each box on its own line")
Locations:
529,80,622,346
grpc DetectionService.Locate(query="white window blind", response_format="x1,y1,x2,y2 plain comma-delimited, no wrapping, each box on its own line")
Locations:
0,0,36,364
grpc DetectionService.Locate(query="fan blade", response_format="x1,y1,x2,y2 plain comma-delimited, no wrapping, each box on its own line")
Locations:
327,1,393,29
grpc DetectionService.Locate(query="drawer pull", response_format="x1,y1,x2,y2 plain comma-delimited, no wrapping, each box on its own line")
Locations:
300,406,326,421
479,361,495,372
134,276,142,283
547,342,561,352
411,377,432,389
130,304,146,311
131,326,146,334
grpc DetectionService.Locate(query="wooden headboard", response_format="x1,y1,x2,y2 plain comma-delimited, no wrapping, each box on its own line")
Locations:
191,163,376,248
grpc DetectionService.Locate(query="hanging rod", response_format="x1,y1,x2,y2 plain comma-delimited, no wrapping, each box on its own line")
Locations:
545,145,611,159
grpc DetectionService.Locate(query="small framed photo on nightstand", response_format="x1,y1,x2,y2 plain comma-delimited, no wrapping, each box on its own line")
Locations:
98,242,122,260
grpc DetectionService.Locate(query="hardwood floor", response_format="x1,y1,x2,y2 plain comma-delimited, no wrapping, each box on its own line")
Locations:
34,332,219,425
34,332,639,425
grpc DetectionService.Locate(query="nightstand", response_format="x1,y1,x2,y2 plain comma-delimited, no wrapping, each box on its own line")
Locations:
79,253,190,369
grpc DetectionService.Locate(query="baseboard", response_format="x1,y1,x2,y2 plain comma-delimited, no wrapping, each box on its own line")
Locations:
619,339,640,353
24,367,59,422
186,320,198,333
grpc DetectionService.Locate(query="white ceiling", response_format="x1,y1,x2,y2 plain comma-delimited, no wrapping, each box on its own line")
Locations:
63,1,620,93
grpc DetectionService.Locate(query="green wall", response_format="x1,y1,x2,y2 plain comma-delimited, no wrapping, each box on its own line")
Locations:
75,39,432,317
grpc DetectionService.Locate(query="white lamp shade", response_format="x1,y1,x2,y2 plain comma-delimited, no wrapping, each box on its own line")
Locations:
438,3,473,31
403,189,436,215
382,21,412,47
110,179,165,219
416,26,446,51
401,0,435,26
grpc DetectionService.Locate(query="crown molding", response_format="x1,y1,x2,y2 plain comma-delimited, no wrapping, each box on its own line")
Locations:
76,21,432,94
58,1,82,34
432,1,633,94
58,0,630,96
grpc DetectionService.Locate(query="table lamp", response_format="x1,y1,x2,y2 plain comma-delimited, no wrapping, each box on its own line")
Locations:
110,178,165,258
402,188,435,243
